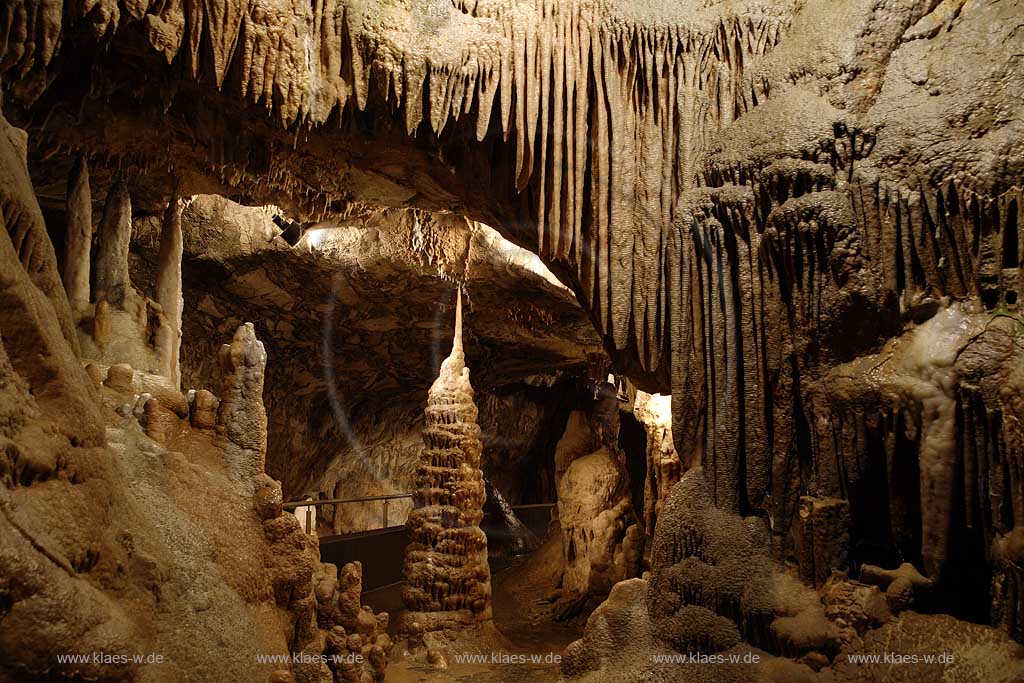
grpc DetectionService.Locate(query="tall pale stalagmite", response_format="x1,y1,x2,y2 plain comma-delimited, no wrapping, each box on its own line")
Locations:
155,192,183,387
400,289,492,633
93,178,132,307
62,155,91,317
217,323,268,490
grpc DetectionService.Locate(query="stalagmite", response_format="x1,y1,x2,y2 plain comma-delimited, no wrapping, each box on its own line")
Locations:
796,496,851,590
190,389,219,430
216,323,268,490
155,192,183,388
62,155,91,317
399,289,492,634
92,299,112,346
93,178,132,308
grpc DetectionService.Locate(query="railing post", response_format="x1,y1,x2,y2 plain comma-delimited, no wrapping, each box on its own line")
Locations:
383,499,389,528
305,507,312,535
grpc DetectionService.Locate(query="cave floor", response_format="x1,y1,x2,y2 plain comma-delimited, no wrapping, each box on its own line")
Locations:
385,536,580,682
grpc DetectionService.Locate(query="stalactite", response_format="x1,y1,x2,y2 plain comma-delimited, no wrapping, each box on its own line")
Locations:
400,289,492,634
62,154,92,318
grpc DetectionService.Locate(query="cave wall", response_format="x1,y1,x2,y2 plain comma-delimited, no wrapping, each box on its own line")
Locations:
126,195,605,502
304,376,581,534
0,110,402,682
478,377,580,505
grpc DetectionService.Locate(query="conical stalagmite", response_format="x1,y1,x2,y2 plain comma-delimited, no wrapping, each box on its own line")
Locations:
93,178,132,308
155,192,183,387
62,155,91,317
217,323,268,491
400,289,492,633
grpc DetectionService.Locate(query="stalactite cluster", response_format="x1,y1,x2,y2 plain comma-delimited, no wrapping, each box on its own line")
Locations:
0,0,792,300
400,290,493,633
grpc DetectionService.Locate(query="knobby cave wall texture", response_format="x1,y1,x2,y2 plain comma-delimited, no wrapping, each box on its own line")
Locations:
1,0,1024,682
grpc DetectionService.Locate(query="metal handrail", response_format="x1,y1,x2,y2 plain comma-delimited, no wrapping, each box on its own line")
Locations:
283,495,554,534
283,493,414,509
284,493,414,532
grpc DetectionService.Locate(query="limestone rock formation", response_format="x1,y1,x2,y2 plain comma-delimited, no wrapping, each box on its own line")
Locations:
155,193,184,388
62,154,92,318
633,391,687,539
400,290,493,633
795,496,851,590
557,447,642,613
994,527,1024,643
217,323,269,490
256,475,393,683
0,0,1023,678
554,410,598,489
129,196,604,500
1,114,321,681
562,577,822,683
61,177,185,386
859,562,934,613
481,477,539,559
831,613,1024,683
647,467,838,658
565,467,1024,682
561,578,661,679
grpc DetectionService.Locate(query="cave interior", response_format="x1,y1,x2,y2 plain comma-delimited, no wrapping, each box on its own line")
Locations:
1,1,1024,682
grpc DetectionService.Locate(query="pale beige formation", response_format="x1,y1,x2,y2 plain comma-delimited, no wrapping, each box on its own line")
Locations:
217,322,269,489
558,448,641,602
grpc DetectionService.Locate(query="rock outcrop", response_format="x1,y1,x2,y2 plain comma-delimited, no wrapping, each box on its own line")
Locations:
0,108,396,682
256,475,393,683
646,467,837,660
6,5,1021,629
130,196,604,499
633,391,687,539
557,448,641,608
563,467,1024,682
